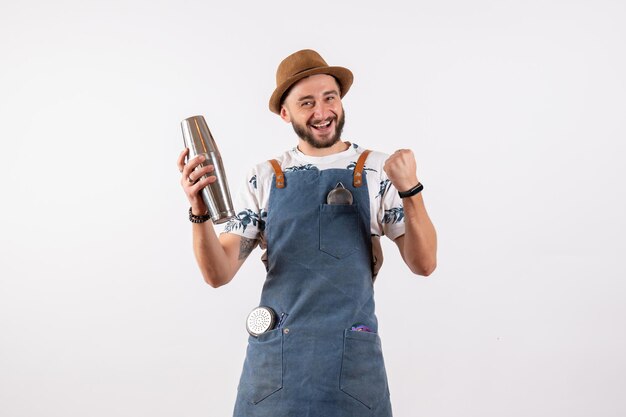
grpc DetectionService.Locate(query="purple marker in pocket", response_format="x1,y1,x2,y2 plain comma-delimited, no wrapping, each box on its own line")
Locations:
350,323,372,332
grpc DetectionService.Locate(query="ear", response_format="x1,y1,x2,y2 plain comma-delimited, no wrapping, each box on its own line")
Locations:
280,105,291,123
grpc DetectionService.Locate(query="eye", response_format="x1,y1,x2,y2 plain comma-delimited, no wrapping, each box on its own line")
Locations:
301,101,313,108
326,96,335,101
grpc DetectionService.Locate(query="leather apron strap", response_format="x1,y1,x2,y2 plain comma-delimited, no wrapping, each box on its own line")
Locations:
268,159,285,188
269,148,371,189
353,149,372,187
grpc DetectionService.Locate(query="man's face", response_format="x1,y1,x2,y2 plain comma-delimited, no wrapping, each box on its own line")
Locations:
280,74,345,149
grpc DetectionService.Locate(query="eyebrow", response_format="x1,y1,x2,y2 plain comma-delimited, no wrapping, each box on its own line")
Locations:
296,90,339,102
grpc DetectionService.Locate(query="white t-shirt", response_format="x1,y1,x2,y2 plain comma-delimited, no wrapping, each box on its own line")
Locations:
223,143,406,243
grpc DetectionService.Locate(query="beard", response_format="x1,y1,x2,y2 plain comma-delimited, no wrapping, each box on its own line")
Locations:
291,109,346,149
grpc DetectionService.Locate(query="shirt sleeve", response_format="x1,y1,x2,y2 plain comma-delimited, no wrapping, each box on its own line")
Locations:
221,166,266,240
379,164,406,241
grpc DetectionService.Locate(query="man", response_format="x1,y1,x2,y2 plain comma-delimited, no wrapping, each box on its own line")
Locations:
177,49,437,417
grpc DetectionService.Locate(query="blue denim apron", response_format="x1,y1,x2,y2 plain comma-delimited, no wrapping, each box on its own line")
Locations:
233,151,392,417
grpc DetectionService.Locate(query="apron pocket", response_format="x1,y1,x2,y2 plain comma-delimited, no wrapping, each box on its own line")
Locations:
237,329,283,404
340,329,389,409
319,204,359,259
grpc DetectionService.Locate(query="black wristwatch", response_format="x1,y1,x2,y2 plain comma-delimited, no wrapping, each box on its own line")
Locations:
398,183,424,199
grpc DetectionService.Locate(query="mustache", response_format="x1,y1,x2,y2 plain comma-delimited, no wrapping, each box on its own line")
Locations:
309,116,336,125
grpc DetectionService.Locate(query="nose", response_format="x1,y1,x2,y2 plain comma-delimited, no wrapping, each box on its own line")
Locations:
312,101,334,121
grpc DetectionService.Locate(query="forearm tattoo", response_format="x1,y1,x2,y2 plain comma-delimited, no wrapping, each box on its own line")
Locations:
238,237,258,260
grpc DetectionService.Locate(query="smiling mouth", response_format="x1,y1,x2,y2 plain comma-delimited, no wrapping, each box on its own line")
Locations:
310,119,334,130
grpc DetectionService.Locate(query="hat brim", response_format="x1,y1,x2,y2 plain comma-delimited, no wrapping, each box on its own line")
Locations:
269,66,353,114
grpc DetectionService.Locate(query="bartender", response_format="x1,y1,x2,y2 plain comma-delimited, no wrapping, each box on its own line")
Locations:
177,49,437,417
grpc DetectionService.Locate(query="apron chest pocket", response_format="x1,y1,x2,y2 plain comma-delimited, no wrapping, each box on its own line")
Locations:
237,329,283,404
340,329,389,409
319,204,360,259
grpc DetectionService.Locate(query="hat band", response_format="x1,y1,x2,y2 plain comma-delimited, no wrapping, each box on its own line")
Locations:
290,65,323,77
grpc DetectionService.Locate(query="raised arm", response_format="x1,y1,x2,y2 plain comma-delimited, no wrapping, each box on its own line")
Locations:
383,149,437,276
178,149,257,287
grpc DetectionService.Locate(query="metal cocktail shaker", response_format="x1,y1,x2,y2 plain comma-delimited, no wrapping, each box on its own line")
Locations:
181,115,236,224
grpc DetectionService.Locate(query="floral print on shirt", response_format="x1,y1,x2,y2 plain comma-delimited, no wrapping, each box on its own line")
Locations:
224,209,268,233
382,207,404,224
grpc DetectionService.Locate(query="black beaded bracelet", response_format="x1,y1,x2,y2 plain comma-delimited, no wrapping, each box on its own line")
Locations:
398,182,424,198
189,207,211,223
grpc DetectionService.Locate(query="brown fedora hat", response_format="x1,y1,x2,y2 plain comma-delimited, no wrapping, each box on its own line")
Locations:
269,49,353,114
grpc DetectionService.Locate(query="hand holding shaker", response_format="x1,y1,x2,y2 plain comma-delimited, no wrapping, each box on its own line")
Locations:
181,115,236,224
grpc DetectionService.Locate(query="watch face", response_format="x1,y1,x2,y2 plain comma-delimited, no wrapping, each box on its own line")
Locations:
246,306,277,337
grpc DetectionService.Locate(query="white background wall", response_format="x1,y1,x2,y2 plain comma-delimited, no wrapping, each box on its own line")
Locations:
1,1,625,416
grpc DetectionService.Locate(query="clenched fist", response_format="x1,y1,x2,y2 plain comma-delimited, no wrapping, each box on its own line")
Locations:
383,149,419,192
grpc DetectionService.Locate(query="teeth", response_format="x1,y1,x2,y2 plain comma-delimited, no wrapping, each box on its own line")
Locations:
312,121,331,128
